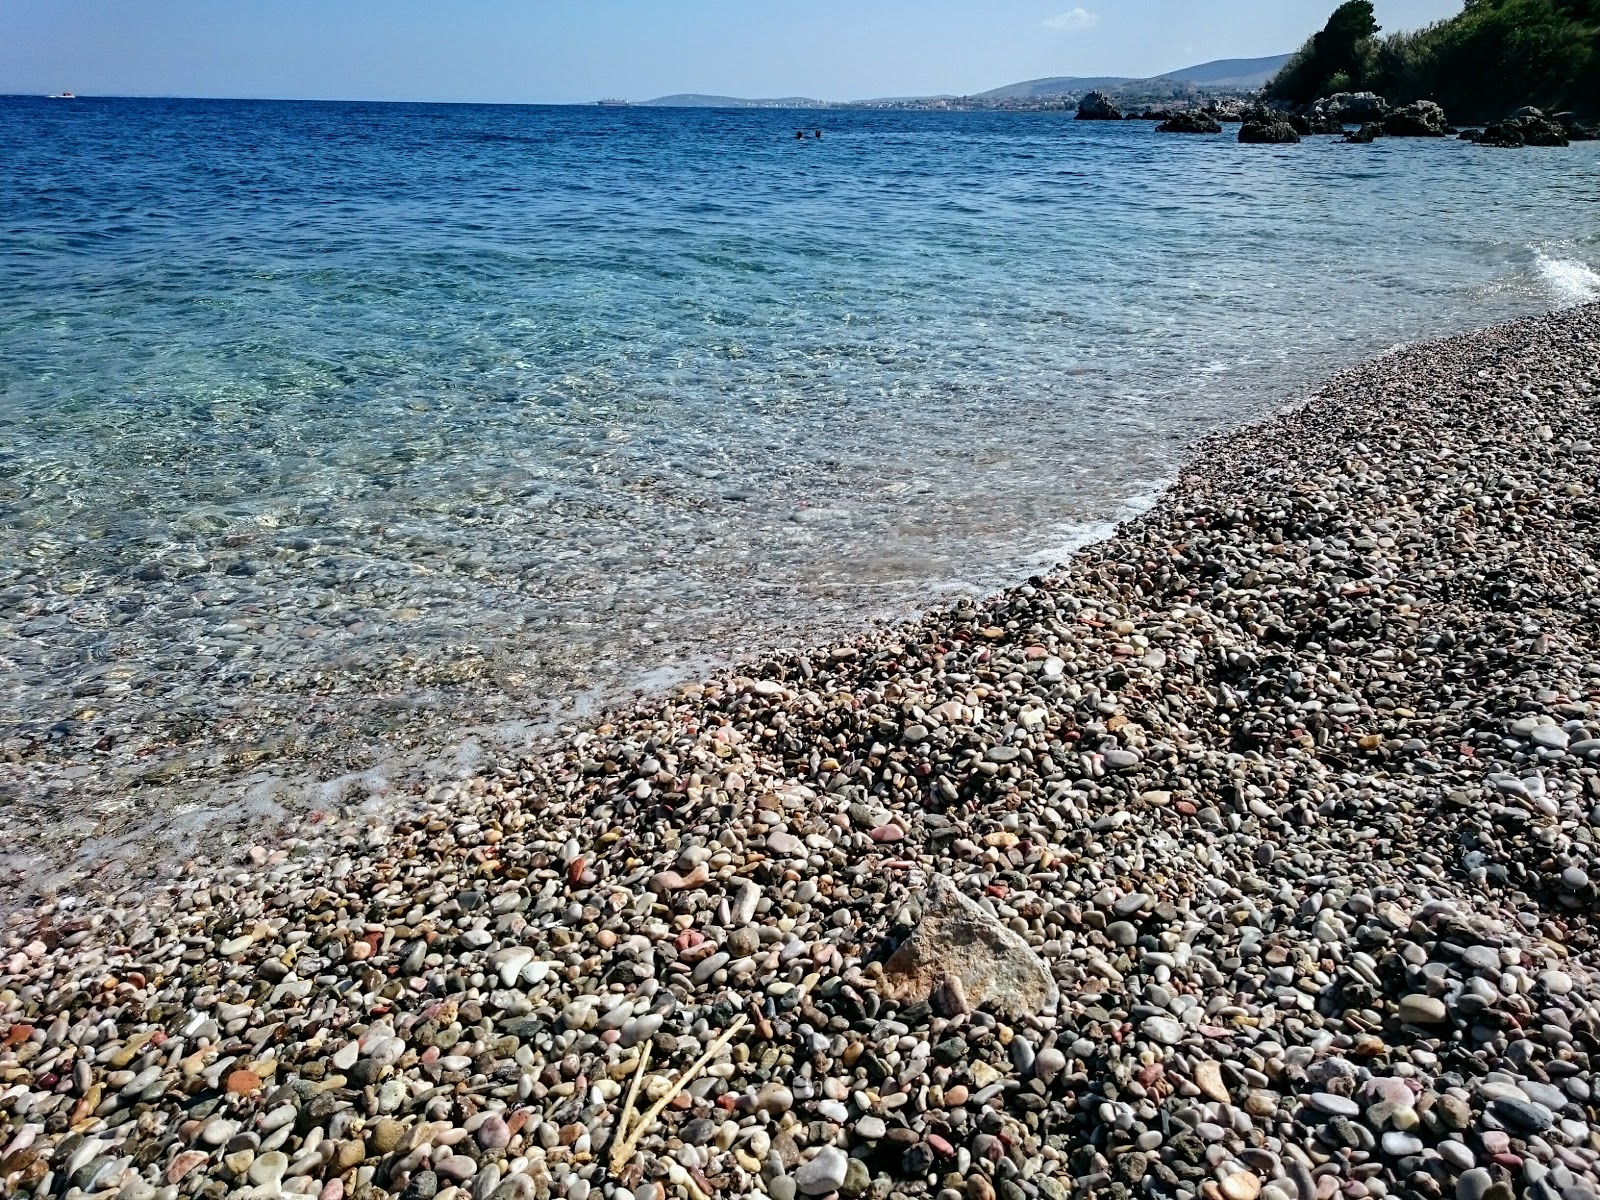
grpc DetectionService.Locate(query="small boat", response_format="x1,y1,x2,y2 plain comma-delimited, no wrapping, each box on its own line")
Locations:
597,99,629,108
48,91,76,99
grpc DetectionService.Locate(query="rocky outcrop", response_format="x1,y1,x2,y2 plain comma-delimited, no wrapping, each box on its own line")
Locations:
1314,91,1389,124
1156,111,1223,134
1074,90,1122,120
1238,119,1302,145
880,874,1059,1018
1468,108,1571,147
1383,100,1449,137
1306,111,1346,135
1553,112,1598,140
1343,122,1383,143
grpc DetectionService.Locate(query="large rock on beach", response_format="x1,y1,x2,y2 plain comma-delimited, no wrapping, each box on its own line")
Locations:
880,874,1059,1017
1074,90,1122,120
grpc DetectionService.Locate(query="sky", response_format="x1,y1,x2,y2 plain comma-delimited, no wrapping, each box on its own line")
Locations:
3,0,1466,105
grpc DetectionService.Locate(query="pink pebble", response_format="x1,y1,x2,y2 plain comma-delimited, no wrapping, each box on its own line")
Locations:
166,1151,208,1184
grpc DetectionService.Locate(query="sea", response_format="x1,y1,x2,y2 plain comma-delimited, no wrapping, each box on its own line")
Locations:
2,96,1598,888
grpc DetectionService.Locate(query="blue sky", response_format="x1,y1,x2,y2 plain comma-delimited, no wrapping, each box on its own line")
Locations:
4,0,1465,104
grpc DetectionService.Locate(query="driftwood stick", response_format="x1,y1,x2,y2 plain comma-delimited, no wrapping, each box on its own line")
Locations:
615,1041,651,1145
608,1013,748,1174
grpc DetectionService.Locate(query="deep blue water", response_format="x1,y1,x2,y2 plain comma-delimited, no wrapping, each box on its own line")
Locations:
1,96,1598,857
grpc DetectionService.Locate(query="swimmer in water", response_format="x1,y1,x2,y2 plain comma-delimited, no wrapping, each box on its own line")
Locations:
795,130,805,139
814,130,822,139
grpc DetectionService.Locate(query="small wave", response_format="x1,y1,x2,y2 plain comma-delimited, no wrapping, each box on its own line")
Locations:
1537,253,1600,306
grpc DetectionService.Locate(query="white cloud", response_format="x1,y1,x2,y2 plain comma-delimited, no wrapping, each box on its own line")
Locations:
1043,8,1099,32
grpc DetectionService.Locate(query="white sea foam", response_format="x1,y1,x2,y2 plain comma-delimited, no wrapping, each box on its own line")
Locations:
1537,253,1600,306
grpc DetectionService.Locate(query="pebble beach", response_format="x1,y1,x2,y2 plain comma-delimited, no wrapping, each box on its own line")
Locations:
6,302,1600,1200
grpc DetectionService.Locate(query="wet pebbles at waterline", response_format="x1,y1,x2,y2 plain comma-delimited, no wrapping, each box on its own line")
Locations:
7,305,1600,1200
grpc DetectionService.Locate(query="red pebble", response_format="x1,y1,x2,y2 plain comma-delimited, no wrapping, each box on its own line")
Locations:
927,1134,955,1158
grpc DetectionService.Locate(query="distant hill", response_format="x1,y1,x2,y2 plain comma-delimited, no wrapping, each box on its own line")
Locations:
974,75,1136,101
1155,54,1292,89
639,54,1294,108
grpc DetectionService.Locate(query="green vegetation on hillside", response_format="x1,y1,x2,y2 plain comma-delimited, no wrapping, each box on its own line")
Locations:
1266,0,1599,120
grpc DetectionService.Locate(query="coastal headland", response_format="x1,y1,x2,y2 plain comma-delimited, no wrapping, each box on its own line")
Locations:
5,304,1600,1200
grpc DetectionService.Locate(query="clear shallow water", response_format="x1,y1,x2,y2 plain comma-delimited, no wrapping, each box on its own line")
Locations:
1,97,1598,878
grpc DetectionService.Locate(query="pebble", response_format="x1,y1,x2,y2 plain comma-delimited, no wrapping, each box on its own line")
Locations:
795,1147,850,1196
1397,994,1448,1024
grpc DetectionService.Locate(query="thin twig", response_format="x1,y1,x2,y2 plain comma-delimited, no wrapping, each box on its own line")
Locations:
608,1013,748,1174
615,1041,652,1145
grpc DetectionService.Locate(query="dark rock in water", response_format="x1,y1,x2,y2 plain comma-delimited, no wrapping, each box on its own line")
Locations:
1553,112,1598,140
1131,108,1170,121
1343,122,1383,143
1239,119,1301,145
1156,111,1222,134
1315,91,1389,124
1306,112,1345,135
1284,113,1313,135
1474,109,1570,148
1383,100,1449,137
1075,91,1123,121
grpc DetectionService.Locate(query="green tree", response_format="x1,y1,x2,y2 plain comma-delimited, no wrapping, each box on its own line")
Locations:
1266,1,1381,103
1268,0,1598,119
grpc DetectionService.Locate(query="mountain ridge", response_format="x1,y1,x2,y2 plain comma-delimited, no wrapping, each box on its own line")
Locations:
638,54,1291,108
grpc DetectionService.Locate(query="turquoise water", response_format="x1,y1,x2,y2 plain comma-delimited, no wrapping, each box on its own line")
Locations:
1,96,1598,869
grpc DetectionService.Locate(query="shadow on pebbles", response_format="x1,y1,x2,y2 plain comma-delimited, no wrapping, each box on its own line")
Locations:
6,304,1600,1200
